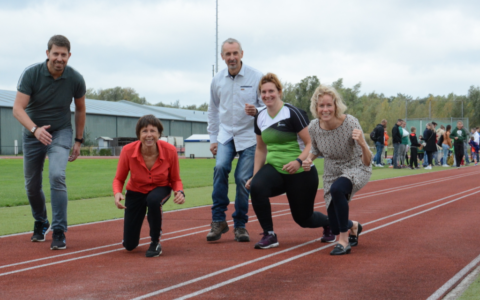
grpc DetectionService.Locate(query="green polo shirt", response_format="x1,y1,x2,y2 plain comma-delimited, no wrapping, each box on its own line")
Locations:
17,60,86,133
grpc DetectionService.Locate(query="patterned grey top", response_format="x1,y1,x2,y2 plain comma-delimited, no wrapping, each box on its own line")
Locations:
309,114,372,208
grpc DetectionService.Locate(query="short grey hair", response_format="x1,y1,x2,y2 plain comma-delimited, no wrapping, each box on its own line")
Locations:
221,38,242,53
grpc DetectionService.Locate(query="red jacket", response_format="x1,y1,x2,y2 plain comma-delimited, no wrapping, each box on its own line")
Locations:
113,140,183,194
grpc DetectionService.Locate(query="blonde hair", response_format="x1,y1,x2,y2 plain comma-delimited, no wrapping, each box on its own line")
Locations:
310,85,347,119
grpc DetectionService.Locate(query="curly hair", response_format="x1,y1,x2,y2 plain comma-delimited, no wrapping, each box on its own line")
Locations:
258,73,283,94
310,85,347,119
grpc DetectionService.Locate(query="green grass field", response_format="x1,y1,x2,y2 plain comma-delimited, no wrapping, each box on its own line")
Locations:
0,157,453,235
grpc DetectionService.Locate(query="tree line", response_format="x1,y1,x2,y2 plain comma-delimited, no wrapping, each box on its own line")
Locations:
87,79,480,145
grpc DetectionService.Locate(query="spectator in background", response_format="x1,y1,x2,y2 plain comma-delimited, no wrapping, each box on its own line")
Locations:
409,127,420,169
436,125,445,165
418,135,425,164
473,127,480,164
399,121,409,168
450,121,468,168
462,127,471,166
468,137,479,166
373,120,387,167
392,119,403,169
431,122,439,165
424,123,437,170
442,125,452,167
384,129,389,165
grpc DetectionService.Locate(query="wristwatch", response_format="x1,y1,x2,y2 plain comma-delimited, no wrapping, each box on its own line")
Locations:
31,126,37,134
75,138,84,144
177,190,185,197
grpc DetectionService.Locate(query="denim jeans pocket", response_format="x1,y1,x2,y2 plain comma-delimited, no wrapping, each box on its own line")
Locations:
51,129,73,149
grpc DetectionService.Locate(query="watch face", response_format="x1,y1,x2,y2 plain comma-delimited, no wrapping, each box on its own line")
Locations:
31,127,36,133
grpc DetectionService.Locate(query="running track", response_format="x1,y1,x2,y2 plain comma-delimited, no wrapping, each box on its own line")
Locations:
1,168,480,299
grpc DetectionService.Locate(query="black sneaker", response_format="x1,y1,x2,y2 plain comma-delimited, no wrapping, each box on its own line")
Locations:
50,229,66,250
31,220,51,242
146,242,162,257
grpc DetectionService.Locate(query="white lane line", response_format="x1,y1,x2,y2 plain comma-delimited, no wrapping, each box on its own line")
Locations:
2,173,478,271
0,204,213,239
426,253,480,300
129,190,480,300
2,169,478,239
169,190,480,300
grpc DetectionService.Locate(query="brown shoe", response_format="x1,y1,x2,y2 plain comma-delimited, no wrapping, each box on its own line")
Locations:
234,228,250,242
206,221,229,241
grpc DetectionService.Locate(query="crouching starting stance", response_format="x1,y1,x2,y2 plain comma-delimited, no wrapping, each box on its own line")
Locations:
245,73,335,249
113,115,185,257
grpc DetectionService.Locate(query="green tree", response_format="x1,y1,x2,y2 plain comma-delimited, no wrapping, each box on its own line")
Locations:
86,87,148,104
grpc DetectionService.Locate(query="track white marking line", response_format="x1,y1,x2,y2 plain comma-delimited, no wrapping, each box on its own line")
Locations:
2,172,478,270
2,169,478,239
427,253,480,300
167,190,480,300
129,191,480,300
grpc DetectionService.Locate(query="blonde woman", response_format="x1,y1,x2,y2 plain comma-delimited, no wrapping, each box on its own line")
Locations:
303,85,372,255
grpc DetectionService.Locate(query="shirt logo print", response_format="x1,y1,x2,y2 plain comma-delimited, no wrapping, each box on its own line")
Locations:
277,122,285,127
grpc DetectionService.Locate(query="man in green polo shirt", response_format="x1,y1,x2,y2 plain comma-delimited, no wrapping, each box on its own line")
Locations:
13,35,86,250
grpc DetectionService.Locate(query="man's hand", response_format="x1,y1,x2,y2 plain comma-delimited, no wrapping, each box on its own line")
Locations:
455,137,458,140
69,141,81,162
34,125,52,145
245,178,252,190
245,104,257,116
114,193,126,209
210,143,218,155
173,191,185,204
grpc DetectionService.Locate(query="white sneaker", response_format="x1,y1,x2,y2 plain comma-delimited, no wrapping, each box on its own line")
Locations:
376,164,383,167
424,166,432,170
442,164,449,167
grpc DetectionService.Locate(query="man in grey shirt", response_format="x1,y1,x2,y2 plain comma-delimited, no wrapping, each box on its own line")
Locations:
207,38,264,242
13,35,86,250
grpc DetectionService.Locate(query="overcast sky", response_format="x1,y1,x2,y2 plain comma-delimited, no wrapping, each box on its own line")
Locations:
1,0,479,106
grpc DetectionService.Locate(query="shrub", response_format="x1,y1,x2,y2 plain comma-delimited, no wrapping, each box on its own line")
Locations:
99,149,112,156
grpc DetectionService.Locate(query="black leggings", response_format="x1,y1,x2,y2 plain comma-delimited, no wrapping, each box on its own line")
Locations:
123,186,171,251
250,164,328,234
327,177,354,235
454,143,464,167
410,147,418,168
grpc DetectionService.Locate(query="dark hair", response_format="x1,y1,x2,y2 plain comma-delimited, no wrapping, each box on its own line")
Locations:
48,35,71,52
135,115,163,139
446,125,451,132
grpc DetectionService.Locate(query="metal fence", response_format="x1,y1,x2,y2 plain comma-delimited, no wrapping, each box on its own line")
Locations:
406,118,470,135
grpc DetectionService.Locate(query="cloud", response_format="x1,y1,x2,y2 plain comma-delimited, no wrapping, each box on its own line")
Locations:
1,0,479,106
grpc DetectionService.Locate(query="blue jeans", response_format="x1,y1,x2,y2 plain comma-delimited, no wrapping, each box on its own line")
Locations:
23,128,72,232
211,140,255,228
392,143,400,167
374,142,384,165
442,144,450,164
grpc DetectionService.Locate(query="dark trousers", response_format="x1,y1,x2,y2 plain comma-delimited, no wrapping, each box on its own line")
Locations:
123,186,171,251
410,147,418,168
327,177,354,235
426,151,434,166
250,164,329,234
454,143,464,167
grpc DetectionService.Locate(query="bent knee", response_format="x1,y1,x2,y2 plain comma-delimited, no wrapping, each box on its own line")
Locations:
123,241,138,251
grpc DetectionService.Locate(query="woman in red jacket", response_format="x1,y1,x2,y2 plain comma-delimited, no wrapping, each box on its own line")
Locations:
113,115,185,257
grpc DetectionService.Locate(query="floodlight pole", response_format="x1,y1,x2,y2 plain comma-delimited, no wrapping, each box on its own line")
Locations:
215,0,218,73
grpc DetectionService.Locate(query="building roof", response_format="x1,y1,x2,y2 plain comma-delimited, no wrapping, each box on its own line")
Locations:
0,89,208,123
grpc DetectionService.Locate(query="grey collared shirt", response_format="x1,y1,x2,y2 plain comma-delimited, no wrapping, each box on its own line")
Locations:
207,63,264,151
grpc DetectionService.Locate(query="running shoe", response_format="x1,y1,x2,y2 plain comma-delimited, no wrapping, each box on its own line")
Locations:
320,226,336,243
146,242,162,257
31,220,51,242
442,164,449,167
50,229,66,250
424,166,432,170
254,233,279,249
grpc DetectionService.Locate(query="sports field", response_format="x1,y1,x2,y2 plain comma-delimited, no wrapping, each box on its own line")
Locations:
0,158,479,299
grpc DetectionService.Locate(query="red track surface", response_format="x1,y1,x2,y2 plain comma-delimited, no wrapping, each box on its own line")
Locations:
1,168,480,300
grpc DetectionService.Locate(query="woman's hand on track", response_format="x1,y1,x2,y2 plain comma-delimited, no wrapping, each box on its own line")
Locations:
245,178,252,190
174,191,185,204
302,158,312,171
114,193,126,209
283,161,300,174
